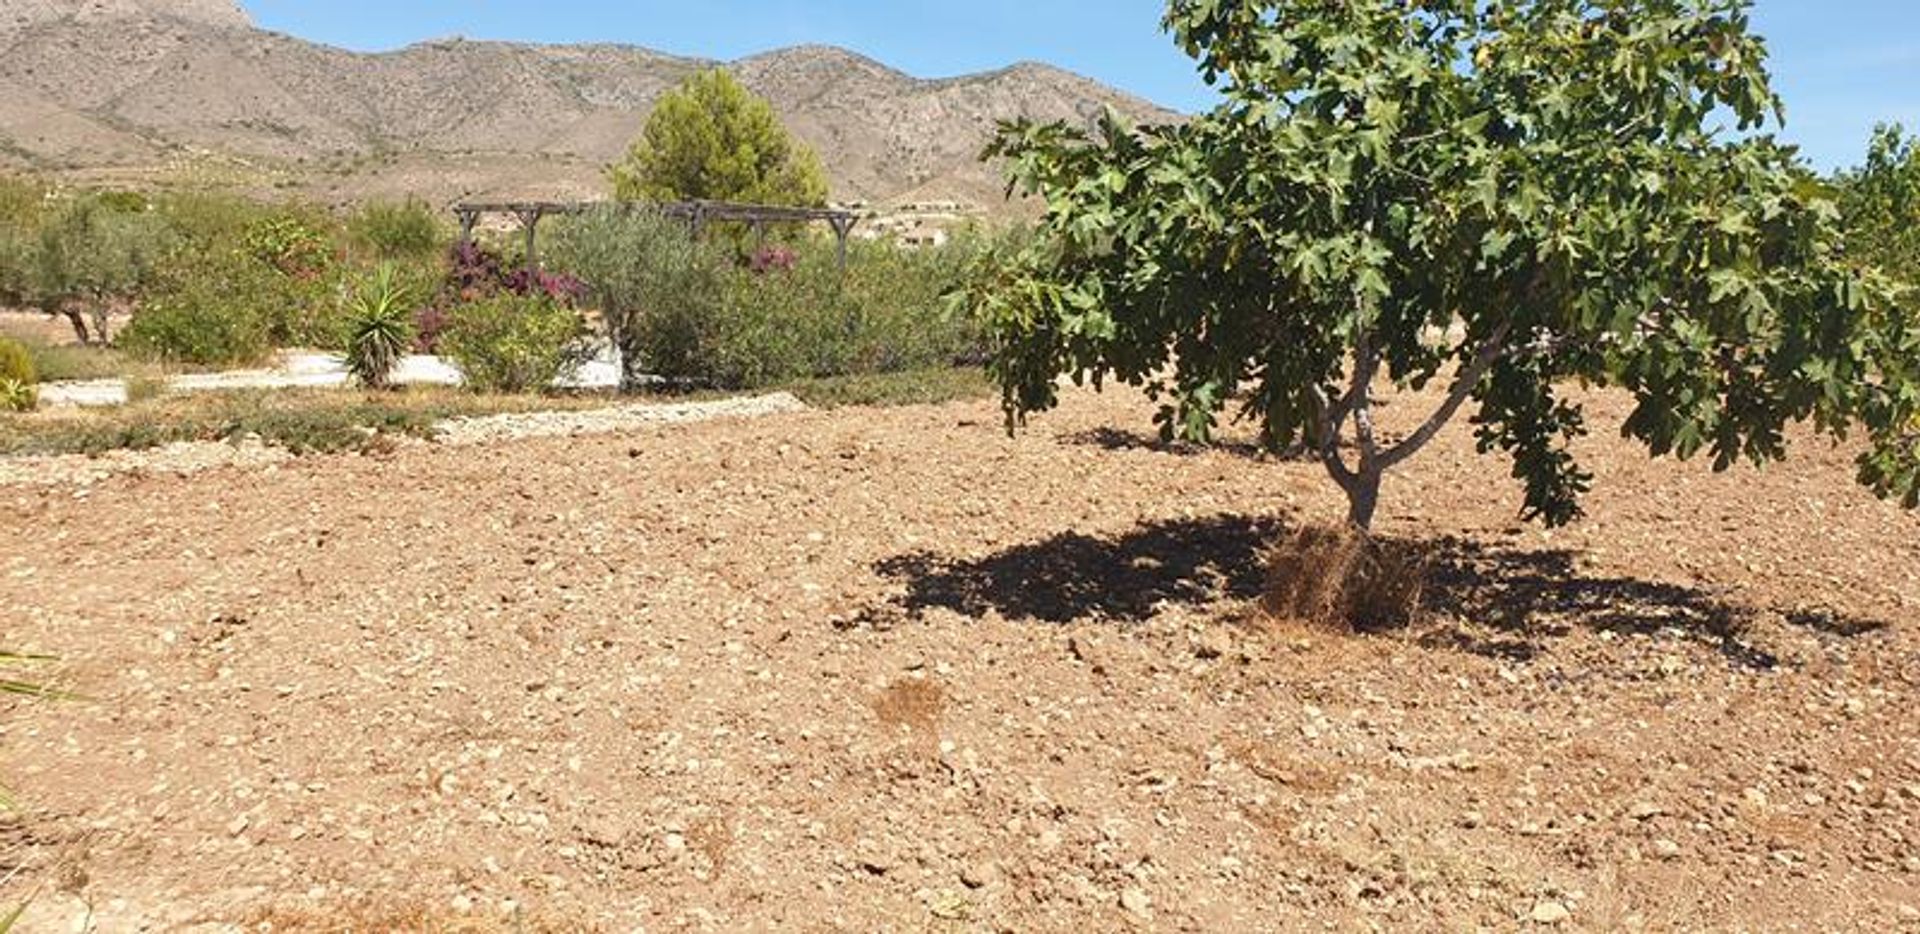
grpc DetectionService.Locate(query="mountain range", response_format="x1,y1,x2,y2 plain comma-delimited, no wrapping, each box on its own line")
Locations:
0,0,1181,210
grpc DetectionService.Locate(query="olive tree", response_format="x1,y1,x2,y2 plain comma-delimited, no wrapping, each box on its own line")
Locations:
961,0,1920,529
0,194,172,345
547,206,724,393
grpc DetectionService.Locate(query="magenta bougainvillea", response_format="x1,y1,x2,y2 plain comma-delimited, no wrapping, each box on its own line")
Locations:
416,242,586,353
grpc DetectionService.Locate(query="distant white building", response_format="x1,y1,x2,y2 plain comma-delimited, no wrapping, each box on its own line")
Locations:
900,224,949,249
851,198,983,248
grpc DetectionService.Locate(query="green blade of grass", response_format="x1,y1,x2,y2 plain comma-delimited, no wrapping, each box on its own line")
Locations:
0,680,65,699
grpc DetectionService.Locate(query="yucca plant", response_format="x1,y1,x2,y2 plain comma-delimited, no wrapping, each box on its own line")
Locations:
342,263,417,391
0,380,33,414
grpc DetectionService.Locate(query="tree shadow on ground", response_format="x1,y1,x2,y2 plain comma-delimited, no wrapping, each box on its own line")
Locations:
859,515,1890,670
1413,538,1886,668
867,514,1287,626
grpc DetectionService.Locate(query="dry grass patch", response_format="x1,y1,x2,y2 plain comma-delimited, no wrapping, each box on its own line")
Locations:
688,815,734,878
0,368,990,459
241,901,591,933
873,677,945,733
0,387,603,457
1263,523,1428,631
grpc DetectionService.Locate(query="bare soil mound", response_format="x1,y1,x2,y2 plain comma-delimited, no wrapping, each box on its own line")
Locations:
1,383,1915,930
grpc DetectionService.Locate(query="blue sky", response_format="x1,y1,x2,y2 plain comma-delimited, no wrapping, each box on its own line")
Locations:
240,1,1918,172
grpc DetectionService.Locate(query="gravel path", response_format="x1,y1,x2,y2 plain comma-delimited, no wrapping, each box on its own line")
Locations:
0,437,297,488
0,393,807,487
432,392,806,447
36,348,631,407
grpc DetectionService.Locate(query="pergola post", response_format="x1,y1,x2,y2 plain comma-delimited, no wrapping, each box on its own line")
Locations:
828,215,858,272
456,209,480,246
513,208,544,271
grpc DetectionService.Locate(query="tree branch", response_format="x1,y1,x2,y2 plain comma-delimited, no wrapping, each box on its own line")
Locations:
1309,384,1359,491
1378,323,1513,471
1349,332,1382,470
1509,327,1588,359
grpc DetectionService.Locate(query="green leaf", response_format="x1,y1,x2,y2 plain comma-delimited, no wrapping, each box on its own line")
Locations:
1355,266,1390,300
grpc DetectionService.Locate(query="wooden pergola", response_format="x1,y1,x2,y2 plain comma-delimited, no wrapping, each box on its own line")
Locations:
452,200,863,270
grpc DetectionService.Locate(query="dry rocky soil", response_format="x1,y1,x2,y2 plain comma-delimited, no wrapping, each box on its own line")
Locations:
1,382,1918,931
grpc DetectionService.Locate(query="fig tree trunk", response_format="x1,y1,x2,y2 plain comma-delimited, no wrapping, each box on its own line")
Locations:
1344,468,1383,530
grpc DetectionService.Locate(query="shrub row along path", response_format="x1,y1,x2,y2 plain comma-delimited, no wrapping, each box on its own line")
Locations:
1,384,1916,931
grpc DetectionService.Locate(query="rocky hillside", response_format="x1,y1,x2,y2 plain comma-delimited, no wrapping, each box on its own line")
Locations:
2,0,249,35
0,0,1179,208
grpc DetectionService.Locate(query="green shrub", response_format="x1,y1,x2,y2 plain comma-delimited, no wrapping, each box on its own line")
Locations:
690,235,986,389
551,214,991,391
119,297,270,367
263,271,345,350
441,292,586,394
127,241,341,357
0,228,31,311
0,177,47,312
698,258,838,385
119,254,275,367
152,190,280,246
92,190,150,214
230,212,349,348
0,175,46,229
348,199,446,261
243,213,336,277
143,199,347,350
342,264,416,390
0,337,35,385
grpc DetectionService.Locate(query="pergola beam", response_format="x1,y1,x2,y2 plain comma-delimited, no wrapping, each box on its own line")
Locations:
452,199,864,270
